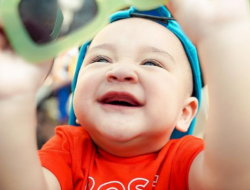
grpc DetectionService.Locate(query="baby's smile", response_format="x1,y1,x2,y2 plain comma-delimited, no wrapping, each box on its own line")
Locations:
98,91,142,108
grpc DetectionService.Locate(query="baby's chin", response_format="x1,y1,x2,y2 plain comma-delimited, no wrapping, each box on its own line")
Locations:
86,120,145,142
90,127,141,146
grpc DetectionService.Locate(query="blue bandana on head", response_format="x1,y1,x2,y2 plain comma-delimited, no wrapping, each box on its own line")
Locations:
69,6,202,139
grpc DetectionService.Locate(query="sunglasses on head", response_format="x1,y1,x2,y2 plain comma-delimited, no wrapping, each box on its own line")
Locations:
0,0,168,63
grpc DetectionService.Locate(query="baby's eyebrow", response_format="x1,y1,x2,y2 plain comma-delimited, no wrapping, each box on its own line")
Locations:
141,45,175,64
87,43,175,64
87,43,117,54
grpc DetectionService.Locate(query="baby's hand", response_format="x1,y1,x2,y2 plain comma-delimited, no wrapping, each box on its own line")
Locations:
0,20,53,100
168,0,250,45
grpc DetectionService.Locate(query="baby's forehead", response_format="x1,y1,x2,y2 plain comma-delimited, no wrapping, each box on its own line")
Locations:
89,18,186,57
92,18,177,41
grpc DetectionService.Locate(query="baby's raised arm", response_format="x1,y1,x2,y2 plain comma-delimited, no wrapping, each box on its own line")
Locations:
0,22,60,190
169,0,250,189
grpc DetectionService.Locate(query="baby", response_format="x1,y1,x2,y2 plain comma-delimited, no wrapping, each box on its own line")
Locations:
1,0,250,190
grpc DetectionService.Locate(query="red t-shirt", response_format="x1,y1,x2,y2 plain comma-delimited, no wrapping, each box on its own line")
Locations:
38,126,204,190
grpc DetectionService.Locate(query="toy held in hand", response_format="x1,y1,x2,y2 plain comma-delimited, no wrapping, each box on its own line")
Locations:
0,0,167,63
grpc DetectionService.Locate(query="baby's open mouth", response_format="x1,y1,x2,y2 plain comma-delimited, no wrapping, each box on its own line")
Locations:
99,91,142,107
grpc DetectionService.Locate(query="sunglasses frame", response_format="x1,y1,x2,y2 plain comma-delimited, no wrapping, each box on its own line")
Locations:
0,0,167,63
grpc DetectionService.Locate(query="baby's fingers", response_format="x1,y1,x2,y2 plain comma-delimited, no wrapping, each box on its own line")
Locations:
167,0,198,15
167,0,209,18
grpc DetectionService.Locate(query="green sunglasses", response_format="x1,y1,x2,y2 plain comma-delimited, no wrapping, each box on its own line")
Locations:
0,0,167,63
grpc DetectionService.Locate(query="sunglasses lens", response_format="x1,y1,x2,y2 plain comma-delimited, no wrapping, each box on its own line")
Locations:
18,0,98,44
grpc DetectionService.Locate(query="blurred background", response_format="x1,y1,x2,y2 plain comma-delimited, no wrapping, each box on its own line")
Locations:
36,47,78,149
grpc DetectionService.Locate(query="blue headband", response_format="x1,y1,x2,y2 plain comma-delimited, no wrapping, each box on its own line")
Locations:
69,6,202,139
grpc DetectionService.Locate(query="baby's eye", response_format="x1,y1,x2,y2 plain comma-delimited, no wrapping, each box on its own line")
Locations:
91,56,110,63
142,60,163,68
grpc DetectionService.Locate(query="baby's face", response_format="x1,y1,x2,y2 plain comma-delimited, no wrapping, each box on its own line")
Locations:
74,18,197,157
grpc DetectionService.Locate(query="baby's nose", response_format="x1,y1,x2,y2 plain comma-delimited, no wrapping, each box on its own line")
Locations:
106,64,138,83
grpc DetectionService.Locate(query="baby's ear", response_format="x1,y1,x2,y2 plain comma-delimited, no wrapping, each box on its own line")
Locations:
176,97,199,132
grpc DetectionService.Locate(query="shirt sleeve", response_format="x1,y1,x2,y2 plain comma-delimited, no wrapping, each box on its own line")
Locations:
170,136,204,190
38,126,74,190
